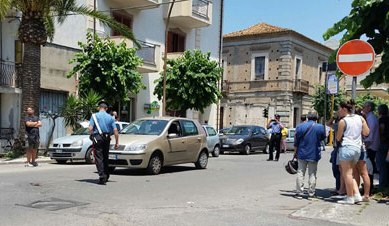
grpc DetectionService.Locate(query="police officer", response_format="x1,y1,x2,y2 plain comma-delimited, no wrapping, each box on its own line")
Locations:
89,100,119,185
267,114,284,161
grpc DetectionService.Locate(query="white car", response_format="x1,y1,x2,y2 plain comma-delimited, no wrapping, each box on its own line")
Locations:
202,125,220,157
48,121,129,164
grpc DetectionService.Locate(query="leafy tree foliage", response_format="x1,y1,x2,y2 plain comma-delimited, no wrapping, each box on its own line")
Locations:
60,90,102,130
154,50,223,113
355,93,389,113
312,85,345,119
323,0,389,88
67,33,145,104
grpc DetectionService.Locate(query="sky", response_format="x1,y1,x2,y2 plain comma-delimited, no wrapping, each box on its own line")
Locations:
223,0,353,44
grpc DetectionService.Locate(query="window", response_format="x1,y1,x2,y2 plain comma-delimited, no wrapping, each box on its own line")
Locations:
167,31,185,53
295,56,302,79
182,120,198,136
206,127,217,136
111,10,132,36
251,53,268,80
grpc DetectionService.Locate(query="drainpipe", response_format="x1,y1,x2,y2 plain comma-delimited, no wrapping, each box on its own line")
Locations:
216,0,224,131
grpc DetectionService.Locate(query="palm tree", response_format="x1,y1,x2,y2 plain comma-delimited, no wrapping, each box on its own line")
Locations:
0,0,137,134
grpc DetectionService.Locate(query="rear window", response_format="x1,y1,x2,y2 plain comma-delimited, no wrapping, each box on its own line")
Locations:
182,120,198,136
205,126,217,136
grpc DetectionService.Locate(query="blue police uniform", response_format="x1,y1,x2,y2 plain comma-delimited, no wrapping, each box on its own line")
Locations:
267,119,283,161
90,110,117,185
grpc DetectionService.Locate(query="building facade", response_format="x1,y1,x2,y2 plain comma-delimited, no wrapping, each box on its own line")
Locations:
221,23,333,128
0,0,222,150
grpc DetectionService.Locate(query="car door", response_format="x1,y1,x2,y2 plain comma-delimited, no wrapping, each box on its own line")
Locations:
205,126,218,151
166,120,187,164
250,127,262,150
180,120,202,162
258,127,269,148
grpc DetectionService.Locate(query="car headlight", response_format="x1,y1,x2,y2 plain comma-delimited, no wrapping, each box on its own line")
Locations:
71,140,83,147
124,144,147,152
234,138,244,145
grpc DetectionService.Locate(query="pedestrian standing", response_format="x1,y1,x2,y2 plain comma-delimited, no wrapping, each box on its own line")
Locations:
89,100,119,185
280,127,288,153
267,114,284,161
377,104,389,189
362,101,380,174
337,100,370,204
293,112,326,199
24,107,42,167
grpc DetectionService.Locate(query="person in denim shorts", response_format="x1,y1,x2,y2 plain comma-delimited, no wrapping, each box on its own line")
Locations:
336,100,370,204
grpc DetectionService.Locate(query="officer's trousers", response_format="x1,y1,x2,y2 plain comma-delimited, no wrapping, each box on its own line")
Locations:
94,138,110,179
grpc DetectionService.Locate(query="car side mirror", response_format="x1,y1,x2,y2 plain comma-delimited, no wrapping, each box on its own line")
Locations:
168,133,178,139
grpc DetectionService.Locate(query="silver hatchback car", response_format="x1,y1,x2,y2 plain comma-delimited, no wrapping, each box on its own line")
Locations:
202,125,220,157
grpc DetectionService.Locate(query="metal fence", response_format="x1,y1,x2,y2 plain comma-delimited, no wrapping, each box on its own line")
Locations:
0,61,16,87
192,0,210,19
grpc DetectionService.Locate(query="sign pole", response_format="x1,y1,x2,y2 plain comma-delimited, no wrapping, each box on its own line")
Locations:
351,77,357,113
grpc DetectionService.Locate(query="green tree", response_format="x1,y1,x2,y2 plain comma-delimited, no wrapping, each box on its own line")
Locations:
154,50,222,114
60,90,102,130
67,33,144,104
312,85,345,119
323,0,389,88
0,0,137,134
355,93,389,112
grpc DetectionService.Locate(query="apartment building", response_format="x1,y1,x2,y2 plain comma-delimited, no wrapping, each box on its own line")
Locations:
221,23,333,128
0,0,222,149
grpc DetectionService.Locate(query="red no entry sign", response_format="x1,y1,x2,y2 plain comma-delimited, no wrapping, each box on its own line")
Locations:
336,40,375,77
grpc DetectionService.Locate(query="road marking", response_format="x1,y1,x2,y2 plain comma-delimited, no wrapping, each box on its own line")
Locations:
338,53,373,62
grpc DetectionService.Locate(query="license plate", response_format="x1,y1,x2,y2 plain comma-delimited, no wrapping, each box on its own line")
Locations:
222,145,229,148
109,154,117,160
56,149,62,153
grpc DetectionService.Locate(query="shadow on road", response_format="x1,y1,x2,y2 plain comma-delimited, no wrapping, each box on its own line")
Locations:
279,188,337,202
110,165,198,176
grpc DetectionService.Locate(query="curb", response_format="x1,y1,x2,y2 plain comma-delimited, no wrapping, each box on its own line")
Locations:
0,157,53,165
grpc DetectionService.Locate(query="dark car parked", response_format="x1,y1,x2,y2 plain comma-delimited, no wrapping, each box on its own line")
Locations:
220,125,269,155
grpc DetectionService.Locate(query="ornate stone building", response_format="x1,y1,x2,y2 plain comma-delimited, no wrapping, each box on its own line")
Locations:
221,23,333,128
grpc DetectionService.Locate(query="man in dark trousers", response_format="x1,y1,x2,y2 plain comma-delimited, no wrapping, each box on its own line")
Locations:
89,100,119,185
267,114,284,161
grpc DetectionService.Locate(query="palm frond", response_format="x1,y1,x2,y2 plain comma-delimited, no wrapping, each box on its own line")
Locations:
44,13,55,42
65,5,140,48
0,0,12,19
52,0,77,24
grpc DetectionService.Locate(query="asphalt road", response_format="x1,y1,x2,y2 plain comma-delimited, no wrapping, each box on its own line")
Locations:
0,150,387,226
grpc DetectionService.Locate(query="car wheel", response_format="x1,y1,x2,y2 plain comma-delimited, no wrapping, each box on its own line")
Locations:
195,151,208,169
55,159,67,164
108,166,116,173
147,154,163,175
243,144,251,155
263,144,269,154
212,146,220,157
85,147,95,164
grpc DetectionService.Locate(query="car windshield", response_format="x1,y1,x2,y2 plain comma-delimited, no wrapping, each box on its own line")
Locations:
72,127,89,135
226,126,251,135
120,119,168,135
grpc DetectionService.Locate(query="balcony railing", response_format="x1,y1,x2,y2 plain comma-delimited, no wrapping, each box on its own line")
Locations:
0,61,17,87
137,40,157,66
221,79,310,94
192,0,210,19
294,79,309,93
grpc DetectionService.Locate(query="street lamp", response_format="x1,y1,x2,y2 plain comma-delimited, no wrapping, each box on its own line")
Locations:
162,0,176,116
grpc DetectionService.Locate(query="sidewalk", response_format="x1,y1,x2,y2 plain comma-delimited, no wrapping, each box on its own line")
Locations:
0,156,53,165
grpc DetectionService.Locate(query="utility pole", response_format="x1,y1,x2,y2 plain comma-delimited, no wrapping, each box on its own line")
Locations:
162,0,176,116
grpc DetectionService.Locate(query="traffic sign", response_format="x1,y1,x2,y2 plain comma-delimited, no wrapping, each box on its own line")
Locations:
327,73,338,94
336,40,375,76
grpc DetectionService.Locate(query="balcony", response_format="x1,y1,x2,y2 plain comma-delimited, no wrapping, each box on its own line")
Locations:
108,0,159,10
0,61,17,88
221,79,310,94
164,0,212,29
110,37,160,73
293,79,309,94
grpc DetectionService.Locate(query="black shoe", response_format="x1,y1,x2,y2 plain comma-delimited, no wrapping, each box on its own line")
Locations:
98,177,107,185
275,159,279,161
267,159,273,161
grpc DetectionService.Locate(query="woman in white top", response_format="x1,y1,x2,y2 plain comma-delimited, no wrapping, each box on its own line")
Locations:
336,100,370,204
